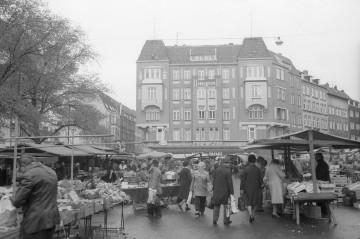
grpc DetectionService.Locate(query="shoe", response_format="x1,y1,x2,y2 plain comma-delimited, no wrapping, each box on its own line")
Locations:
177,204,183,212
194,212,200,216
185,206,191,211
256,208,264,212
224,221,232,225
272,213,280,218
277,212,284,217
249,216,255,223
213,221,217,225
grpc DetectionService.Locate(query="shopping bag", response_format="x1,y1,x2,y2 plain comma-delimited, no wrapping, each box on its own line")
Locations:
186,191,193,205
0,196,17,227
147,188,157,204
230,195,239,214
238,196,246,211
206,192,214,209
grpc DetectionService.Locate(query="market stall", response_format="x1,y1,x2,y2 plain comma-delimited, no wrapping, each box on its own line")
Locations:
244,129,360,225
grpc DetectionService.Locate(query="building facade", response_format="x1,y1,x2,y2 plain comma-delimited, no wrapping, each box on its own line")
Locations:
324,84,350,138
136,38,303,145
301,71,328,133
348,99,360,141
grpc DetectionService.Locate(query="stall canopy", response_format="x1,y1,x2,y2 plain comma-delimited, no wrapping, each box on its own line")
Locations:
72,145,118,155
149,145,243,154
136,151,172,160
244,129,360,150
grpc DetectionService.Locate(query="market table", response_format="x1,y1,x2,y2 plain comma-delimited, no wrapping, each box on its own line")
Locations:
286,192,338,225
122,185,180,210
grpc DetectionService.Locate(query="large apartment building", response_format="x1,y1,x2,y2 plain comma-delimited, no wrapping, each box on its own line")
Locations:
348,99,360,141
301,71,328,133
136,37,302,144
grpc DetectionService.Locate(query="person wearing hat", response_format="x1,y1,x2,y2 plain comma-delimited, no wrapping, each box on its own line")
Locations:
212,156,234,225
136,163,149,183
240,154,262,223
190,161,211,216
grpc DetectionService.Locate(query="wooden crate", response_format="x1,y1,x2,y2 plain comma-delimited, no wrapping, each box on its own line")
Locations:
304,205,322,219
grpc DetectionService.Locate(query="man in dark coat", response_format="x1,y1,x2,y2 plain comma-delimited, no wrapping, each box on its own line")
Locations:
0,160,7,186
240,154,262,223
212,156,234,225
177,159,192,211
11,154,60,239
315,152,330,182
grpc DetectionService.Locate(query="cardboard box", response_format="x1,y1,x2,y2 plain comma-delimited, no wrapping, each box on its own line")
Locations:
304,205,322,219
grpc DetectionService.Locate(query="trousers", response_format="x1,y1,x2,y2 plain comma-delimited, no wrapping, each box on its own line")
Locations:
213,204,230,223
194,196,206,213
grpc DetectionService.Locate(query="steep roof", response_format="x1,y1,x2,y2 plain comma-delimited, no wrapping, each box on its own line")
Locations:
268,50,299,75
98,92,121,113
137,40,169,61
323,84,351,100
238,37,271,58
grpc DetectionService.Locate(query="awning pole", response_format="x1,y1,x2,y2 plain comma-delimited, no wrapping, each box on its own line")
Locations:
12,116,19,187
309,130,317,193
71,131,74,183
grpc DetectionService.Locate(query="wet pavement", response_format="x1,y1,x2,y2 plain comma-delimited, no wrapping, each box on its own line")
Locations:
92,177,360,239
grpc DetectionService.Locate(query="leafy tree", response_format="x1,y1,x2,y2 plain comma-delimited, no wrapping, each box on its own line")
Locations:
0,0,109,143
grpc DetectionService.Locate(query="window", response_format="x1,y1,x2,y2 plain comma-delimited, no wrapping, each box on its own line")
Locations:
173,70,180,80
223,108,230,120
249,106,264,119
209,106,216,119
302,85,306,95
198,70,205,80
316,103,319,112
311,88,314,97
275,107,287,120
223,129,230,140
315,89,319,98
247,126,256,140
276,87,285,100
247,66,264,78
196,128,205,140
252,85,261,98
350,110,354,117
303,100,306,110
296,78,300,89
222,68,229,79
198,106,205,119
145,107,160,121
173,129,180,140
290,94,295,105
208,88,216,99
356,111,360,118
184,70,191,80
144,68,161,80
184,109,191,120
306,86,310,95
209,128,219,140
184,129,192,140
148,87,156,99
223,88,230,99
197,88,206,99
173,109,180,120
277,88,281,100
208,69,216,79
276,68,284,80
184,88,191,100
289,75,294,87
173,89,180,100
312,102,315,111
281,88,286,100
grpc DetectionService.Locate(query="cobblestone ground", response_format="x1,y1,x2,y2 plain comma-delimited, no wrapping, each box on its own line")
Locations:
92,177,360,239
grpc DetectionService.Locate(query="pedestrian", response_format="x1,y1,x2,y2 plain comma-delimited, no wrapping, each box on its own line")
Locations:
146,159,162,218
263,158,285,218
177,160,192,212
212,156,234,225
136,163,149,183
240,154,262,223
190,161,211,216
119,161,127,171
11,154,60,239
315,152,330,182
255,156,267,212
293,152,303,174
0,160,7,186
6,165,13,185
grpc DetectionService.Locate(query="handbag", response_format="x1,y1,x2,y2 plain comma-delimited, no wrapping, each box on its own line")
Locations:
187,191,194,205
238,196,246,212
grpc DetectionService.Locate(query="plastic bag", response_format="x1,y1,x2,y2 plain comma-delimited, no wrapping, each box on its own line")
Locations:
186,191,193,205
147,188,157,204
230,195,239,214
0,196,17,227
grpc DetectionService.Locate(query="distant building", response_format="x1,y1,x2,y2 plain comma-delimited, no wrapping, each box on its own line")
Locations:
324,84,351,138
300,71,328,133
348,99,360,141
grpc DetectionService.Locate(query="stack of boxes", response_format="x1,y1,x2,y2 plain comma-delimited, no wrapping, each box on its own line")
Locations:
342,182,360,207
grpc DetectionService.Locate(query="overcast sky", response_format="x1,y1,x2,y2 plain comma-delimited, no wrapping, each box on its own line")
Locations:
47,0,360,110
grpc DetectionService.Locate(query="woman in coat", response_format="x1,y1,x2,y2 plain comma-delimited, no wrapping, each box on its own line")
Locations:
240,154,262,223
146,159,162,218
177,160,192,211
190,162,211,216
263,159,286,218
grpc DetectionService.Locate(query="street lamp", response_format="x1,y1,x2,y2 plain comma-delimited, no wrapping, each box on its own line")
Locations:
276,36,283,46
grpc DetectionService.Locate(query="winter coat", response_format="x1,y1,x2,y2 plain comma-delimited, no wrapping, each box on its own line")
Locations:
190,170,211,197
240,164,262,206
178,167,192,200
212,166,234,205
148,166,162,195
264,163,285,204
316,159,330,182
0,167,6,186
13,162,60,235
